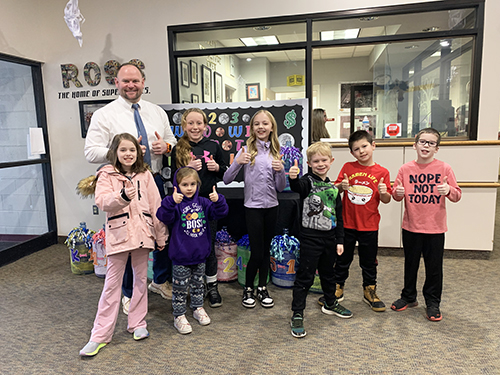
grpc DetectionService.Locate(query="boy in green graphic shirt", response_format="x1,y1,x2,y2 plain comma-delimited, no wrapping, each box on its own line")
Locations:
288,142,352,339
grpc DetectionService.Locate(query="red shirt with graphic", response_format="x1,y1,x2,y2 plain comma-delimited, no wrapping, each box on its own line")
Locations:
335,161,391,231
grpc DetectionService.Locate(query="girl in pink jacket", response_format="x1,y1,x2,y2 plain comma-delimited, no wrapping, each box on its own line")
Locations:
80,133,168,357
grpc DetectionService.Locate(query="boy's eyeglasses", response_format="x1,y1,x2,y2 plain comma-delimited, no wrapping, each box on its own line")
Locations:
417,139,438,147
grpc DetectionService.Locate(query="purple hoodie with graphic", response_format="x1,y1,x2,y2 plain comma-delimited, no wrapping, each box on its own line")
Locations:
156,167,229,266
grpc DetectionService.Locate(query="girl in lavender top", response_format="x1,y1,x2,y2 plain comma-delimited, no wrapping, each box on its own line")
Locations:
223,110,286,308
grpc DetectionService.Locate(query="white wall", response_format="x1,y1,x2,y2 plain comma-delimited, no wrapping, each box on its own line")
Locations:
0,0,499,249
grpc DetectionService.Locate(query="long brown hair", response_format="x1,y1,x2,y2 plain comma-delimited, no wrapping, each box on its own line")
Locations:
175,108,208,167
246,110,281,165
311,108,330,142
106,133,148,174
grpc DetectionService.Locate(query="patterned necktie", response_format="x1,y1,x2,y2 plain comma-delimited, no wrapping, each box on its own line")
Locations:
131,103,151,165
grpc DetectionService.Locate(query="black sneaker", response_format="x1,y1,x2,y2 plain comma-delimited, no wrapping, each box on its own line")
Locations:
426,306,442,321
391,298,418,312
290,312,306,338
242,287,256,308
321,300,353,319
206,282,222,308
318,284,344,305
256,286,274,308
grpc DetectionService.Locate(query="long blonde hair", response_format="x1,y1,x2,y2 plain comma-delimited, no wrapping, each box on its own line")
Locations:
246,110,281,165
175,108,208,167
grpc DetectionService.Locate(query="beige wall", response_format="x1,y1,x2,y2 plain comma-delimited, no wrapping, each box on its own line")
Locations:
1,0,499,249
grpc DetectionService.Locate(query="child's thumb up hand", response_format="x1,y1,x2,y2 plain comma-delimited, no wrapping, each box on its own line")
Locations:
272,154,284,172
172,186,184,204
289,159,300,179
378,177,387,195
341,173,349,191
124,181,136,200
209,185,219,202
395,179,405,198
437,175,450,196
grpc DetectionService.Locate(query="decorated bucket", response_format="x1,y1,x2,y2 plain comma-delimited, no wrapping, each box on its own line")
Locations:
147,251,154,281
215,227,237,282
65,222,95,275
281,145,303,192
236,235,269,287
91,228,107,278
270,229,300,288
215,243,238,282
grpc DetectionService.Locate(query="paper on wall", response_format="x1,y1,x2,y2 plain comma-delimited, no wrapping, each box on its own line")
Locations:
29,128,46,156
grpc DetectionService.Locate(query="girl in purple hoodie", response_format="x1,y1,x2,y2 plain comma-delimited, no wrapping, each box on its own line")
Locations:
156,167,228,334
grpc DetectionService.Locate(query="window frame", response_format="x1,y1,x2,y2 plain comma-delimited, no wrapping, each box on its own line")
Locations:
168,0,484,141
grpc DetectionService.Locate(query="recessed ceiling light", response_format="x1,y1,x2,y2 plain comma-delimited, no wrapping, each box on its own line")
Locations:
253,26,271,31
359,16,379,21
246,58,252,62
240,35,279,46
440,40,450,47
405,45,419,49
423,26,439,32
320,29,360,41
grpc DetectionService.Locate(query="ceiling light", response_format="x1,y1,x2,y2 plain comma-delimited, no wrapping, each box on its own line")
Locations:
240,35,279,46
320,28,360,41
423,26,439,32
246,58,252,62
440,40,450,47
405,45,419,49
253,26,271,31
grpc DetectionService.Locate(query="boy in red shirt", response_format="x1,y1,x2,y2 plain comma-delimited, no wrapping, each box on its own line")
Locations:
320,130,392,312
391,128,461,321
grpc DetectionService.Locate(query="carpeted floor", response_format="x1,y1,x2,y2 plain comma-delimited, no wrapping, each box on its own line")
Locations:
1,211,500,373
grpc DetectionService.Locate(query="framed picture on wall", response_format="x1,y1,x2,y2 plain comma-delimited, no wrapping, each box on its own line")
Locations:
191,93,200,103
190,60,198,85
79,99,112,138
201,64,212,103
246,83,260,101
214,72,223,103
180,61,190,88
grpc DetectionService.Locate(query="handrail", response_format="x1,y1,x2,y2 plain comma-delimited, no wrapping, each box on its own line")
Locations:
329,140,500,148
385,182,500,187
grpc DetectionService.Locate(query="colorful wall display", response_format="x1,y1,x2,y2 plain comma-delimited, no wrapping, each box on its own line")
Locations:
160,99,308,187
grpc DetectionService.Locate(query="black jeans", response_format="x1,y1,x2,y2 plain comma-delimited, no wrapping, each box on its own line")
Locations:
401,229,445,307
292,232,338,313
333,228,379,287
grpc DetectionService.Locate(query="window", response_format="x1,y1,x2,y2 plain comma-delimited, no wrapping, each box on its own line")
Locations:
168,0,483,141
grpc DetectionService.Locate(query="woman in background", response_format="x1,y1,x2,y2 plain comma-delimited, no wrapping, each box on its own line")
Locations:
311,108,330,143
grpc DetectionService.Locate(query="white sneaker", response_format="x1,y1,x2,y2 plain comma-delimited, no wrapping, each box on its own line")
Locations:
122,296,130,315
148,281,172,299
174,315,192,334
193,307,211,326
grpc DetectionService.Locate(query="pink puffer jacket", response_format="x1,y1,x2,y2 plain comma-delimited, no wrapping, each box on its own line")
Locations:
95,164,168,256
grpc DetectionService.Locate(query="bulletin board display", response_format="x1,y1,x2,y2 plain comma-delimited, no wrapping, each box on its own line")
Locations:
160,99,308,187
